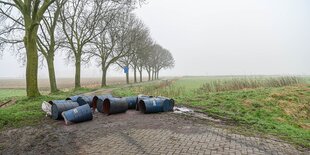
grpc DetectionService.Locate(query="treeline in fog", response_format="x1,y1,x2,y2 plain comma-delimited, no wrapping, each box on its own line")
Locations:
0,0,175,97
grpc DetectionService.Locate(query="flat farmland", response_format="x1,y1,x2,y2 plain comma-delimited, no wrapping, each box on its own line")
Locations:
0,77,150,91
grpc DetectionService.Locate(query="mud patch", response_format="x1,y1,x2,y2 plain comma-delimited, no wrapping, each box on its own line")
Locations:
0,123,77,155
0,99,16,108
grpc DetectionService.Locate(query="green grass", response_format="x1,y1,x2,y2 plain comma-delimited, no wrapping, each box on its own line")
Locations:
0,87,97,130
112,76,310,148
184,86,310,147
0,89,26,101
304,76,310,84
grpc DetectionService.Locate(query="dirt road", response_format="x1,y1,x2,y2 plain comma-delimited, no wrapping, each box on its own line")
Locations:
0,88,308,155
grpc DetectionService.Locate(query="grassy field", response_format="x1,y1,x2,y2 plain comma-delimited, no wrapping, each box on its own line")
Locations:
0,88,97,130
0,89,26,101
112,76,310,148
0,77,148,90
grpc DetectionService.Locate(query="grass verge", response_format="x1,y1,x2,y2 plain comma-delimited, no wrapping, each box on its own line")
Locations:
0,87,96,131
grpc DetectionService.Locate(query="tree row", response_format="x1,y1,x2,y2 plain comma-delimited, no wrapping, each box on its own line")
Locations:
0,0,174,97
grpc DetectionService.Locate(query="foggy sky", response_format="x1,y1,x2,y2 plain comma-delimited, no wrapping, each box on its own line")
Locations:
0,0,309,78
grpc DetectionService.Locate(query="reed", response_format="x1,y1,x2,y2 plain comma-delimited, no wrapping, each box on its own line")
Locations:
197,76,304,93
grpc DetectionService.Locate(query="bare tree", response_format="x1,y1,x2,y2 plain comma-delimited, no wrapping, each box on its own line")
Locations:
144,44,155,81
60,0,120,89
87,10,134,87
0,3,24,56
136,40,152,82
154,46,174,79
0,0,56,97
130,22,152,83
142,43,175,81
116,14,141,84
37,0,67,93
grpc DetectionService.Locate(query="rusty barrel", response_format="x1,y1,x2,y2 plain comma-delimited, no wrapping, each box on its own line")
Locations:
62,104,93,125
102,97,128,115
135,94,151,111
93,94,113,112
50,100,79,120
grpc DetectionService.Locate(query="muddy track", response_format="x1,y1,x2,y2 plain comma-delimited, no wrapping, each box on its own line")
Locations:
1,110,308,155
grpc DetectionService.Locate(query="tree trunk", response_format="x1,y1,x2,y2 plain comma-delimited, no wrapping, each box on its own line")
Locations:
157,71,159,79
46,56,58,93
133,66,137,83
151,70,154,80
139,70,142,82
101,66,107,87
126,72,129,84
147,71,151,81
25,27,40,97
75,54,81,89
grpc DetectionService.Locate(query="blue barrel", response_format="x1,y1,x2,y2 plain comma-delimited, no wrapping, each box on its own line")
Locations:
123,96,138,109
138,98,164,114
50,100,79,120
77,96,94,107
93,94,113,110
61,104,93,125
157,96,174,111
95,95,113,112
136,95,151,111
66,95,80,102
103,98,128,115
49,100,69,105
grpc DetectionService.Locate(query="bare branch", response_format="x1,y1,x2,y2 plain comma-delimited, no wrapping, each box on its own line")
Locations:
0,0,16,7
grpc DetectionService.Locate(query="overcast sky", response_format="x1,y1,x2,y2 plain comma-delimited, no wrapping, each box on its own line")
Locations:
0,0,309,78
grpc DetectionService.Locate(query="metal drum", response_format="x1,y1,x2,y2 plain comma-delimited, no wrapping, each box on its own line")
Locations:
138,98,164,114
66,95,80,102
50,100,79,120
77,96,94,107
62,104,93,125
136,94,151,111
93,94,113,111
95,95,113,112
49,100,69,105
103,97,128,115
123,96,138,109
157,96,175,111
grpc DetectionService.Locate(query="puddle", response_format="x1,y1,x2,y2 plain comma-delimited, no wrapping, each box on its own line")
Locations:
173,106,221,123
173,106,194,113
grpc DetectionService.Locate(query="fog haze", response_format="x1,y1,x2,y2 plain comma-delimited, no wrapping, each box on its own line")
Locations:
0,0,309,78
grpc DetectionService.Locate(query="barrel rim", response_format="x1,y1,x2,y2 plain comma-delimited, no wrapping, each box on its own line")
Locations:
138,100,147,113
51,104,58,119
103,98,110,114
